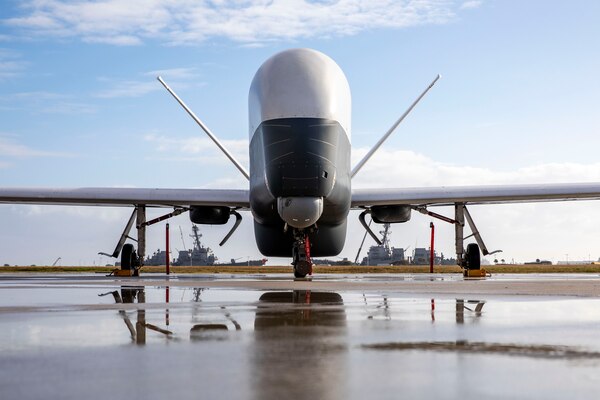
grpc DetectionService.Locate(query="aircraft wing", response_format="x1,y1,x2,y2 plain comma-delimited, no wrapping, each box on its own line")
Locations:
0,187,250,208
351,183,600,208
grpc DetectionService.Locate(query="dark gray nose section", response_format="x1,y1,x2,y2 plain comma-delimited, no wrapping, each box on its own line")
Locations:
260,118,344,198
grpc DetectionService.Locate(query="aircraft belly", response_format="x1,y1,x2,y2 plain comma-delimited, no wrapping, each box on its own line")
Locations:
253,219,347,257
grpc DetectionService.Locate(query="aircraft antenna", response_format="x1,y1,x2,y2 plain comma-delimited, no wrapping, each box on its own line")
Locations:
351,74,441,179
157,76,250,180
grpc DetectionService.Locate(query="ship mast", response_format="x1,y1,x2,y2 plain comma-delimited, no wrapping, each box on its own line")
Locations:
190,224,203,251
380,223,391,252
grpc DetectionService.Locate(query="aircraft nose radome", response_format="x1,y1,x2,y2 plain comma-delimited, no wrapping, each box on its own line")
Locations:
277,197,323,229
248,48,351,140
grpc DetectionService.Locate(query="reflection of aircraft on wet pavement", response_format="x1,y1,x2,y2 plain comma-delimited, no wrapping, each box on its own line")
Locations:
255,291,345,328
361,295,485,323
6,49,600,277
100,286,243,343
99,287,172,345
455,299,486,324
100,288,486,345
189,288,241,341
253,291,347,399
99,287,348,349
363,293,392,321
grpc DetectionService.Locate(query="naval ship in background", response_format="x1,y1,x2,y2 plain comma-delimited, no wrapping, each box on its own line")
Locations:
359,224,406,265
356,224,456,266
145,224,267,267
147,223,454,267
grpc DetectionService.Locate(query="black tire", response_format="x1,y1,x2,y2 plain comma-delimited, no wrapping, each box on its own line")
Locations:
294,271,306,278
465,243,481,270
121,243,137,270
293,260,311,278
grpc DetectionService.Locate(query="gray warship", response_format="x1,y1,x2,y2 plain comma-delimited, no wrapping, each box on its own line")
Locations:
145,224,267,267
174,224,217,266
360,224,406,266
357,223,457,266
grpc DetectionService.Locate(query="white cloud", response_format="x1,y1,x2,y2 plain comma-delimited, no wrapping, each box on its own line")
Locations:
0,49,26,80
84,34,143,46
343,147,600,263
0,91,97,114
201,175,249,190
144,134,249,166
96,67,202,98
40,101,97,114
5,0,465,46
144,67,200,80
0,204,138,265
460,0,482,10
351,148,600,188
0,61,23,79
15,204,128,222
11,91,64,100
0,136,71,157
95,80,159,98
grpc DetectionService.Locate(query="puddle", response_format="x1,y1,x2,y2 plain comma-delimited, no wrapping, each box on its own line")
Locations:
3,275,600,399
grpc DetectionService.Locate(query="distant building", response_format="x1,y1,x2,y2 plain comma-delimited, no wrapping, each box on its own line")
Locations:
313,257,354,266
411,248,456,265
556,260,592,265
412,248,429,265
524,259,552,265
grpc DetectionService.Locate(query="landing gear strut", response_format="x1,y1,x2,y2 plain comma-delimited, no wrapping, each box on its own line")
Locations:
416,203,500,276
454,203,501,271
292,232,313,278
100,206,189,276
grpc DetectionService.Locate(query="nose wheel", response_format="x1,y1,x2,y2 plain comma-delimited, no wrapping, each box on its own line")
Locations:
292,233,313,278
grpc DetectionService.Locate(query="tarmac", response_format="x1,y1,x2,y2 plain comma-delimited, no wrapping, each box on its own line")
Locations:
2,272,600,399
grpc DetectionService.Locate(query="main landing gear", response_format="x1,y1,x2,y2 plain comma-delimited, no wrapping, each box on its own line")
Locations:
463,243,481,271
415,202,501,277
120,243,140,272
292,231,313,278
453,203,501,275
100,205,188,277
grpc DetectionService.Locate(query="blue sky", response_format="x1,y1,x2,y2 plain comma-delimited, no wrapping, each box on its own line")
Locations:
1,0,600,266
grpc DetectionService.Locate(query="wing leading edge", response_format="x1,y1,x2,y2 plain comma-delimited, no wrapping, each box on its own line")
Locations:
351,182,600,208
0,187,250,208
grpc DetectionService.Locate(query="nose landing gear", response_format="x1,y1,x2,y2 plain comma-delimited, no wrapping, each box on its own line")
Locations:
292,232,313,278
